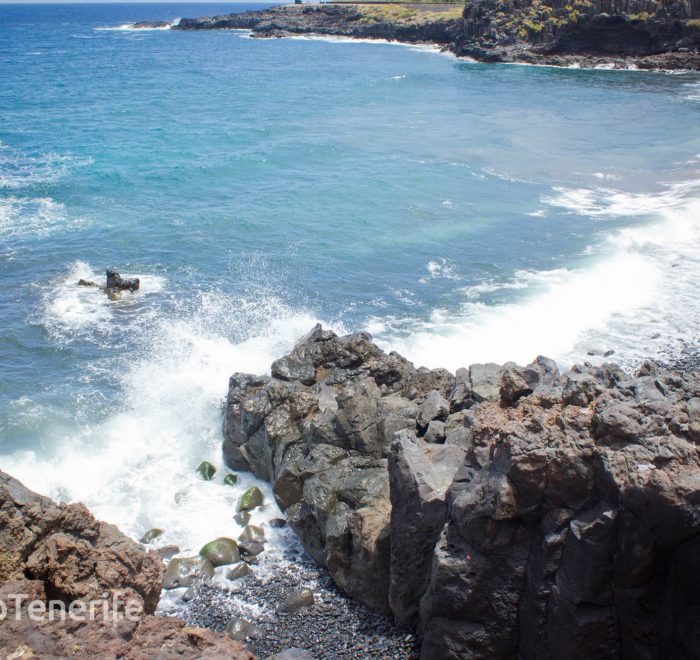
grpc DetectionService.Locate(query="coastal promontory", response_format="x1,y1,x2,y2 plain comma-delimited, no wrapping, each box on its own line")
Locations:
169,0,700,69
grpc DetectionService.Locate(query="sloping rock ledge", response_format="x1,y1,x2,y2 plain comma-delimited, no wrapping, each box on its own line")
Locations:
223,324,700,659
0,471,254,659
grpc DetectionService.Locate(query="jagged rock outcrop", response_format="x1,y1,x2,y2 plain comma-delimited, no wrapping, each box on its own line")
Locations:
0,471,255,659
223,325,700,659
0,470,163,613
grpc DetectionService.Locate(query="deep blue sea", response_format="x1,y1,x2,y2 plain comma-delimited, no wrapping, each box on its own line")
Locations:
2,2,700,565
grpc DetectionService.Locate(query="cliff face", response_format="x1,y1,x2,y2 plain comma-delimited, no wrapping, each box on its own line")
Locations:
223,325,700,659
457,0,700,64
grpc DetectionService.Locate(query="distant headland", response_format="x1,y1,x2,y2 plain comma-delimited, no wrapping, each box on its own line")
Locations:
135,0,700,70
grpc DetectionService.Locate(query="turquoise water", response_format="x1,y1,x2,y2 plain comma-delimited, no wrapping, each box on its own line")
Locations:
2,3,700,556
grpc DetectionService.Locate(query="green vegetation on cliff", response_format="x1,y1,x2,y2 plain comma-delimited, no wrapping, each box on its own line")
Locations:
357,3,464,24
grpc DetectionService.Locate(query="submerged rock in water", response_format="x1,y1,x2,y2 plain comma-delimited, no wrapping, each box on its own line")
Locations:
199,538,240,567
226,563,253,581
77,278,97,287
157,544,180,559
267,649,315,660
234,510,251,526
163,556,215,589
223,325,700,658
140,527,163,544
224,617,264,642
239,524,265,543
277,587,315,614
238,540,265,558
224,473,238,486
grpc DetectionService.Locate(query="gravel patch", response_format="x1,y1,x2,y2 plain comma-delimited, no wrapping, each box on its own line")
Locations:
161,545,419,659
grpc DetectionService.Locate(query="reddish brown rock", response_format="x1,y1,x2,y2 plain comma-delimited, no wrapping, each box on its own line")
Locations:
0,472,255,659
0,471,163,614
0,578,255,659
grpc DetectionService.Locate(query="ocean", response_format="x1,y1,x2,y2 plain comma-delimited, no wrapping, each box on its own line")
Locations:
1,2,700,581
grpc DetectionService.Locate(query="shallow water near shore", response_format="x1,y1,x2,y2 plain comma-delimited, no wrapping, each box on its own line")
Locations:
1,2,700,581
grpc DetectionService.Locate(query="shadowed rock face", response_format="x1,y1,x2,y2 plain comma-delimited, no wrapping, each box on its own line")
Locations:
0,472,255,660
457,0,700,67
224,325,700,659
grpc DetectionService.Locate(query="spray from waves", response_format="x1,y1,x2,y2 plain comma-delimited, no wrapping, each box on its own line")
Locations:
39,261,165,343
374,178,700,372
2,264,332,583
95,19,179,32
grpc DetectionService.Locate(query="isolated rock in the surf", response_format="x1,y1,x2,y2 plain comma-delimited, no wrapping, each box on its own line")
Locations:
77,268,140,300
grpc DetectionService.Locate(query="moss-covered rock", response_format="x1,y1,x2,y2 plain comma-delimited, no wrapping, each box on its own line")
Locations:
197,461,216,480
223,473,238,486
199,537,240,567
139,528,163,544
237,486,264,512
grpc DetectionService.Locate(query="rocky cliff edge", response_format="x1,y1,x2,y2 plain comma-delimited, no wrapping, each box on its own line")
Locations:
223,324,700,659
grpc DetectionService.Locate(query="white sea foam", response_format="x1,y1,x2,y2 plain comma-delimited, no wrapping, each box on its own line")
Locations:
377,179,700,371
420,257,461,283
0,143,91,190
95,19,179,32
284,33,456,58
0,196,80,240
4,269,330,564
40,261,166,342
685,81,700,102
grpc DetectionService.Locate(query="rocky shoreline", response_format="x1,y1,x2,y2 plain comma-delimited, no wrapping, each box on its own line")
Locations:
3,326,700,658
222,324,700,658
0,470,253,659
156,2,700,71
